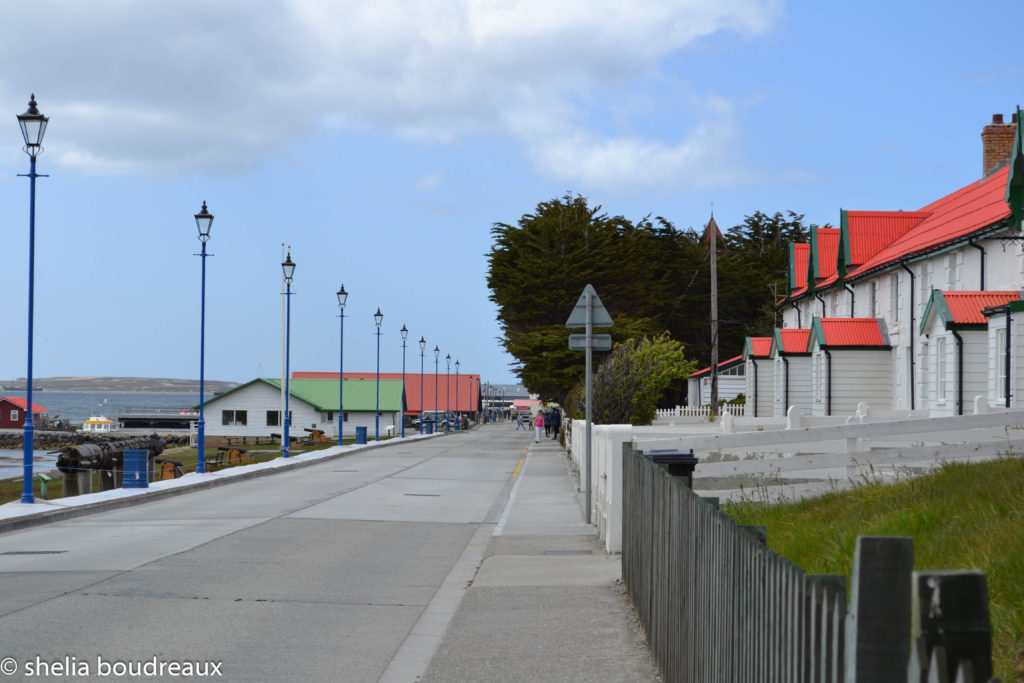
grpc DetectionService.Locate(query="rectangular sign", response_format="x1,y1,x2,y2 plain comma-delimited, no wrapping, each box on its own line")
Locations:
568,334,612,351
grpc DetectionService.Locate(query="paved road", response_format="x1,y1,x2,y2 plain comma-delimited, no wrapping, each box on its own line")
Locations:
0,424,657,682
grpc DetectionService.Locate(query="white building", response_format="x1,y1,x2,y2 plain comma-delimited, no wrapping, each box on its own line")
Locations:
687,355,746,407
203,377,405,438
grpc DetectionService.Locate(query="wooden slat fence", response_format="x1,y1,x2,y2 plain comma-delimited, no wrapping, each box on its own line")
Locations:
621,443,996,683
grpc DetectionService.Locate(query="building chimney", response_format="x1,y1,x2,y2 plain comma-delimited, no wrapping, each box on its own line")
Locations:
982,112,1017,178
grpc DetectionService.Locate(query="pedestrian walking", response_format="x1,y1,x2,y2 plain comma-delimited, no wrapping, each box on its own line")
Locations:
516,412,525,430
550,408,561,440
533,411,544,442
543,408,552,437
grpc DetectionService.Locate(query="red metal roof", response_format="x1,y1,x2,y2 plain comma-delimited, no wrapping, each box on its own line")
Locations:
942,291,1021,325
814,228,840,282
0,397,48,413
689,355,744,378
776,328,810,354
846,211,932,265
792,243,809,293
292,371,480,413
748,337,772,357
851,166,1011,278
813,318,887,348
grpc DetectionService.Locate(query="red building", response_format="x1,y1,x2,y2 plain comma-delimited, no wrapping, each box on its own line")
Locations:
0,397,48,429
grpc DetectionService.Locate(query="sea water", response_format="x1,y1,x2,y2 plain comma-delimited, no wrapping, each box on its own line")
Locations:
0,390,211,480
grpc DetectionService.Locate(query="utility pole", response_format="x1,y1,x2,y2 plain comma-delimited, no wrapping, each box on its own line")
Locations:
709,213,719,416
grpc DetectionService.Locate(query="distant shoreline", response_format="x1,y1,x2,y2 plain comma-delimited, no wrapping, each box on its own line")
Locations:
0,377,238,394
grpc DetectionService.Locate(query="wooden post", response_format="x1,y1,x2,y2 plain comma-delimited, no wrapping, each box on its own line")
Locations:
845,536,913,683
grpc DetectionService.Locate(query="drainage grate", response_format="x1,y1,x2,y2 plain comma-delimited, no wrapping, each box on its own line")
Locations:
404,493,441,497
2,550,68,555
543,550,593,556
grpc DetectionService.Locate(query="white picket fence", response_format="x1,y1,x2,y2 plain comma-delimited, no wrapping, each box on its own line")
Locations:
654,404,747,419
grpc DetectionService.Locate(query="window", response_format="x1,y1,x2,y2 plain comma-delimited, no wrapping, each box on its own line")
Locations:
774,359,783,402
342,411,349,422
891,273,900,323
996,328,1007,402
322,412,334,423
266,410,280,427
919,263,931,312
868,281,878,317
814,352,823,402
10,410,19,421
919,343,929,403
221,410,247,426
936,337,947,403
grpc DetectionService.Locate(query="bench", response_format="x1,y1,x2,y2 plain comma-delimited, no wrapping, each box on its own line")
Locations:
225,435,275,446
155,457,184,480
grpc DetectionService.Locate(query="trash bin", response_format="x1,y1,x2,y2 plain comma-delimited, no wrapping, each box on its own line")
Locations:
122,449,149,489
425,422,434,435
355,426,367,444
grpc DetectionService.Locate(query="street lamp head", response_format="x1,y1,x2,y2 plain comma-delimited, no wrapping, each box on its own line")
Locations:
455,359,460,372
400,324,408,341
374,307,383,329
434,345,440,359
337,284,348,309
446,353,451,368
17,94,48,158
282,250,296,284
195,201,213,243
419,336,426,352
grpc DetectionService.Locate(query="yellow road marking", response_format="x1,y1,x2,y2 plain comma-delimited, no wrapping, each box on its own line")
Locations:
512,457,525,477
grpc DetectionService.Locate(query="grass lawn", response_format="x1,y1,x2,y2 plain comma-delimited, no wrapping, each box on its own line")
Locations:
725,456,1024,682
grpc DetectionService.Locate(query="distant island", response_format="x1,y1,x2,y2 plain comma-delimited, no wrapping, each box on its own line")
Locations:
0,376,240,393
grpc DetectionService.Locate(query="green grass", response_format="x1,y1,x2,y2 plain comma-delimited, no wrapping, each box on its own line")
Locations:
725,457,1024,682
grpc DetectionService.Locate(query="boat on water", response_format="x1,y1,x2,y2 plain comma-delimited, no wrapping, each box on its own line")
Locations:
81,416,119,433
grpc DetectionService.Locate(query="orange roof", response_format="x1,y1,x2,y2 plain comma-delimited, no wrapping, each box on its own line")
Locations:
0,397,48,413
811,227,835,282
772,328,811,354
844,210,931,266
689,355,743,378
293,371,480,413
943,291,1020,324
745,336,772,358
811,318,888,348
790,243,809,294
851,166,1011,279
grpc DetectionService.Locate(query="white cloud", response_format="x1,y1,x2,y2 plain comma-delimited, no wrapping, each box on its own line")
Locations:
0,0,781,185
416,171,443,190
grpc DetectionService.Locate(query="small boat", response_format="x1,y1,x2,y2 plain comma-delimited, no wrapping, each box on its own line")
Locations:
81,416,119,433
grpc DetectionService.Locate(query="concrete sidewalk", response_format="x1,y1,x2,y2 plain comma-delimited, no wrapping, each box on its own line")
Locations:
421,438,660,682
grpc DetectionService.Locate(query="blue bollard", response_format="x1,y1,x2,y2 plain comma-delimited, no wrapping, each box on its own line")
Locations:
355,426,367,444
122,450,149,489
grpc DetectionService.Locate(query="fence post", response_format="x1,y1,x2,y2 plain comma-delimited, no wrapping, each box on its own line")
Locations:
844,536,913,683
910,570,992,683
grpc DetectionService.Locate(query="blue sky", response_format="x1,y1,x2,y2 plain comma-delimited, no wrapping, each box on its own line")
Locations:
0,0,1021,387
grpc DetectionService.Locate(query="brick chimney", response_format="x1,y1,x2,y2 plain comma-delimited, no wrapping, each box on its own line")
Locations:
982,112,1017,178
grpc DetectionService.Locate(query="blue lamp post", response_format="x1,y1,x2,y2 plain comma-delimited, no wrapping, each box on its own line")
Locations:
433,345,440,430
374,307,383,441
195,201,213,474
337,285,347,445
418,337,426,434
282,251,296,457
445,354,451,433
454,359,460,431
17,94,48,504
400,324,408,438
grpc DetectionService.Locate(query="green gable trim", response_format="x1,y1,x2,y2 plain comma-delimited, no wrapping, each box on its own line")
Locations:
1007,106,1024,233
788,242,797,292
808,225,820,282
919,290,953,335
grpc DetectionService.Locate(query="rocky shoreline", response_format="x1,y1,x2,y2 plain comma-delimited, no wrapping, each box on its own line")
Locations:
0,431,191,451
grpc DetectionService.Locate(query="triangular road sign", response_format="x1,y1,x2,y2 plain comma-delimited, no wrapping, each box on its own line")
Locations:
565,284,614,328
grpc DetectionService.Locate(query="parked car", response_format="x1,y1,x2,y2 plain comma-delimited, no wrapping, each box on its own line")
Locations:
412,411,459,431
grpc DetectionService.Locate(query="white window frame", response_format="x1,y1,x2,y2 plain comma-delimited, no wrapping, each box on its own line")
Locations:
936,337,947,404
891,273,900,323
10,410,19,421
996,328,1007,402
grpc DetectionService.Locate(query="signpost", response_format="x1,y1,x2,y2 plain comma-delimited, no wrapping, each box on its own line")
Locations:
566,284,612,524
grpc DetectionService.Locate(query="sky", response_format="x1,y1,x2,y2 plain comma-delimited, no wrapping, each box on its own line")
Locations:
0,0,1021,387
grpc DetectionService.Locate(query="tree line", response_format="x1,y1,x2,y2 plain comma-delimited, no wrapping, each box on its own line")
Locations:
487,193,823,420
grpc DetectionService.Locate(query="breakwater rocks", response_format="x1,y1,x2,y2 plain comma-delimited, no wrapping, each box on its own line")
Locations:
0,431,191,451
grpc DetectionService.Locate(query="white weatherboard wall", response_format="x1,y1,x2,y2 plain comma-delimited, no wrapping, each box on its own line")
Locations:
920,323,989,418
809,345,892,417
745,358,774,418
773,356,813,417
987,311,1024,410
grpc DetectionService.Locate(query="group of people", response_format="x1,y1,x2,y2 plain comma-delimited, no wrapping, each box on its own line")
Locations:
530,406,561,443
